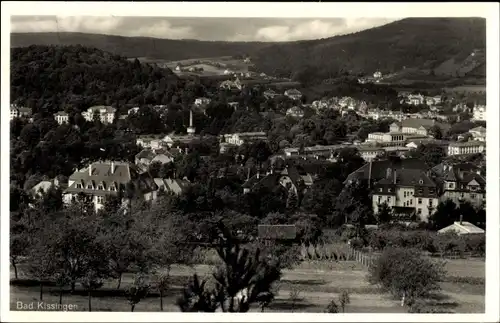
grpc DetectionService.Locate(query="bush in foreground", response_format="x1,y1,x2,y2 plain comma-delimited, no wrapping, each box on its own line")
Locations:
368,247,446,308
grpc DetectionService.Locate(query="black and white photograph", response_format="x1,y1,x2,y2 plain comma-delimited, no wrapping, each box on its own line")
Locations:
1,2,499,322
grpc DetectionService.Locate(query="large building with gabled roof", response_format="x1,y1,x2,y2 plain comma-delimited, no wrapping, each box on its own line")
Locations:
63,161,158,212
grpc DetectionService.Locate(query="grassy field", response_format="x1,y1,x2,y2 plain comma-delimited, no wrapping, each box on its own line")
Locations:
10,257,485,313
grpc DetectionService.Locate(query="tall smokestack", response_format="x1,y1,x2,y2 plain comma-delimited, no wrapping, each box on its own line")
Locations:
89,164,92,176
111,161,115,174
189,109,193,127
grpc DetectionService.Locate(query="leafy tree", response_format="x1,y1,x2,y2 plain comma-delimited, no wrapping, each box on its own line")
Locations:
409,143,446,167
429,199,459,230
325,299,340,313
126,275,151,312
369,247,446,307
375,202,393,224
428,125,443,139
81,269,106,312
286,190,299,213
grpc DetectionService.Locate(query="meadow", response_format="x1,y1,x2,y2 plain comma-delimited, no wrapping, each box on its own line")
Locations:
10,257,484,313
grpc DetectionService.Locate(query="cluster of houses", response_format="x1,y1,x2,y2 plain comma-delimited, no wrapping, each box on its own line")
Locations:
344,158,485,223
398,92,443,107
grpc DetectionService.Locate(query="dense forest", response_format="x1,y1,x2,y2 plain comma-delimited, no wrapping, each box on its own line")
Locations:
12,18,486,86
10,45,180,115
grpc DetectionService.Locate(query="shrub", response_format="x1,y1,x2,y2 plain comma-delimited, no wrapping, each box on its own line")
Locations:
368,247,446,307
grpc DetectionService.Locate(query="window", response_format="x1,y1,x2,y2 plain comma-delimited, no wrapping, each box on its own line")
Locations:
417,208,422,215
460,192,464,198
110,185,117,191
387,197,391,204
471,194,476,199
86,184,93,190
96,196,104,204
448,182,454,189
388,188,393,193
429,199,433,207
379,188,383,192
419,179,424,184
378,196,382,203
404,191,407,198
418,188,423,194
98,184,105,190
76,183,82,189
418,198,423,204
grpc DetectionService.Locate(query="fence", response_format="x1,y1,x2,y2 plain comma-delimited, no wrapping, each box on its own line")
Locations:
298,243,378,268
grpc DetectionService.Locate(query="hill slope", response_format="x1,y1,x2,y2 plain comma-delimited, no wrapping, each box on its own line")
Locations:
252,18,486,82
10,45,180,114
11,32,271,61
11,18,486,84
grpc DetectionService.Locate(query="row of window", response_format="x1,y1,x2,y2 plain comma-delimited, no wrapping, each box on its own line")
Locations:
75,183,117,191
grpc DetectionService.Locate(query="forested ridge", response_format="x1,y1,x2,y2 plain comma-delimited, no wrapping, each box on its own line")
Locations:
11,18,486,86
10,45,180,115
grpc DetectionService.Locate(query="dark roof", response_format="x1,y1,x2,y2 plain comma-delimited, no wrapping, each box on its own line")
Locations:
136,149,156,161
401,118,450,131
345,158,429,184
258,224,297,240
376,169,436,187
65,161,157,195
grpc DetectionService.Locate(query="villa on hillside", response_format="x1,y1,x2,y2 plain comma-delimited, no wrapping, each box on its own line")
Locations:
62,161,158,212
54,111,69,125
82,106,116,124
10,105,32,121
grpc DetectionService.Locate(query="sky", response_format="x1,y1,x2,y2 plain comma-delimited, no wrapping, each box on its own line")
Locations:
10,16,400,42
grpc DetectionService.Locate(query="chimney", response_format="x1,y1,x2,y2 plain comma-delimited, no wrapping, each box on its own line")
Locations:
89,164,92,176
459,214,463,225
111,161,115,174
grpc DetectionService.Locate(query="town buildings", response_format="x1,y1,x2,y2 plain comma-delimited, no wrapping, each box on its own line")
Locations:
284,89,303,101
469,126,486,142
194,97,211,106
286,106,305,118
53,111,69,125
10,105,32,121
432,162,486,208
447,141,485,156
221,132,267,146
371,168,440,222
82,106,116,124
472,104,486,121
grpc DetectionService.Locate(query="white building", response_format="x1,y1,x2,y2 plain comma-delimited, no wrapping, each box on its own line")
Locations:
53,111,69,125
10,105,32,121
372,168,439,222
222,132,267,146
286,106,305,118
472,105,486,121
82,106,116,124
194,97,211,106
447,141,485,156
136,136,165,150
284,89,303,101
469,126,486,142
438,221,484,236
128,107,140,115
62,161,157,213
